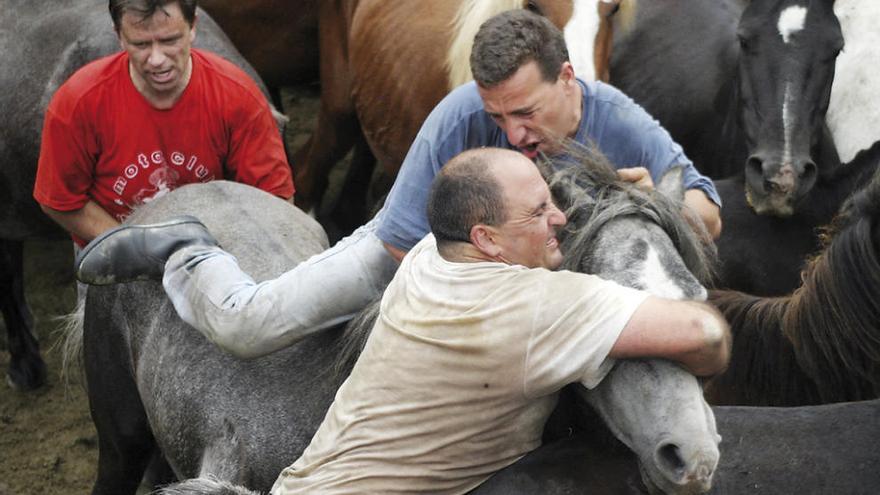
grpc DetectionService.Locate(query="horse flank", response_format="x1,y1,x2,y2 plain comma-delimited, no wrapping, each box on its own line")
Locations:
709,168,880,404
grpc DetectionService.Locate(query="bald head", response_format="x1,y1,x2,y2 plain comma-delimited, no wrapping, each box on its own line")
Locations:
427,148,507,246
427,147,542,242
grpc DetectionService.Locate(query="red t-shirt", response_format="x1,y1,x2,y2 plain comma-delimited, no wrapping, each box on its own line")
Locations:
34,48,295,245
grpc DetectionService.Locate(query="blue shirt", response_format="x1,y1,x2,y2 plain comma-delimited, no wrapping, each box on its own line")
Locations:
376,79,721,251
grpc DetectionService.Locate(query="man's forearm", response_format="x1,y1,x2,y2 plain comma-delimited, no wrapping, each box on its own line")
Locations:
40,201,120,243
684,189,722,240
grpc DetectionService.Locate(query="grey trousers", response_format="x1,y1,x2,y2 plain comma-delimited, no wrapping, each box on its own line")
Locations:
163,216,398,358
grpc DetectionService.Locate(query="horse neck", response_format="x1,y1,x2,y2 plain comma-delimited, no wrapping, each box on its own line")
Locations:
704,290,823,406
788,141,880,225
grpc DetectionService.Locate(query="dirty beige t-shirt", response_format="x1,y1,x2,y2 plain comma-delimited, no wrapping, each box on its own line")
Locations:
271,235,648,494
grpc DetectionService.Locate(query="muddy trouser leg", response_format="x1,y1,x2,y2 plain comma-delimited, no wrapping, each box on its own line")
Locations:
162,216,398,358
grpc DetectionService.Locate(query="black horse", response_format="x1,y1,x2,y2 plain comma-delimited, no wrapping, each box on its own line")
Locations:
610,0,867,295
474,398,880,494
705,152,880,406
0,0,279,390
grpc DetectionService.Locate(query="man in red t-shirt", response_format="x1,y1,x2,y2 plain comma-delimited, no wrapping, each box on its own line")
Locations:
34,0,294,246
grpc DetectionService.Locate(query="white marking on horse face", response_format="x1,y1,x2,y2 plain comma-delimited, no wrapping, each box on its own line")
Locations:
782,81,794,165
638,245,686,300
829,0,880,163
565,0,602,81
778,5,808,44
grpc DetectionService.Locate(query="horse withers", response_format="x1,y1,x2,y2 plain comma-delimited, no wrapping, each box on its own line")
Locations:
0,0,281,390
78,166,721,495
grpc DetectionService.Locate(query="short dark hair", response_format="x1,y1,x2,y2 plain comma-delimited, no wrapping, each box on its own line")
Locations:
470,9,570,87
109,0,197,31
427,150,507,246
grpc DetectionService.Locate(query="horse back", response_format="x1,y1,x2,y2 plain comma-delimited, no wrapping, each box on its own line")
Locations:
85,182,342,490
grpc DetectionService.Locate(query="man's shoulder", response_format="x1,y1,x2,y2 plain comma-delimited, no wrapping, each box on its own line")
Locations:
416,81,500,150
581,79,639,114
50,52,125,114
192,49,265,101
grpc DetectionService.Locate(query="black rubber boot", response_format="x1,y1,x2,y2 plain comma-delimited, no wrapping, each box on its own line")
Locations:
75,215,219,285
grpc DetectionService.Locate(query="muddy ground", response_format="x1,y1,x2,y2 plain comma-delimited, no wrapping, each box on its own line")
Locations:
0,86,330,495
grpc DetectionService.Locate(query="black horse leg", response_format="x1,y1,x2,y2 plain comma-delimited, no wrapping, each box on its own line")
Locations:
325,131,378,242
0,239,46,390
85,293,157,495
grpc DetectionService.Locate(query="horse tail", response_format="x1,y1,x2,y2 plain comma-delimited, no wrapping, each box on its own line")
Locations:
58,296,86,387
333,298,382,381
156,476,260,495
446,0,523,89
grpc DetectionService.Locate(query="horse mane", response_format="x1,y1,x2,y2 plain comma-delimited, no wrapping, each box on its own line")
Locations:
333,298,382,381
446,0,523,89
783,171,880,401
544,141,717,287
708,166,880,405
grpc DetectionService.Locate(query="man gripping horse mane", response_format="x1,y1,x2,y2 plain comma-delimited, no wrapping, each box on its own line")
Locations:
75,9,723,361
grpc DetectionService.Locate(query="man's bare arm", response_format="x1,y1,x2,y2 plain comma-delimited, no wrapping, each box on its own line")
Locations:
40,201,120,243
684,189,722,240
383,241,407,263
609,296,731,376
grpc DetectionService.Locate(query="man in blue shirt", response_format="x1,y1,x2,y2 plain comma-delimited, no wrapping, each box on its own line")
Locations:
76,9,721,358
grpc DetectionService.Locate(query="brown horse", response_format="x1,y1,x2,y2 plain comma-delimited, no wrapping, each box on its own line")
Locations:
704,147,880,406
294,0,637,233
197,0,320,91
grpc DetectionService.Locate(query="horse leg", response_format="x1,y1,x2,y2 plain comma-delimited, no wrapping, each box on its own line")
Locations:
323,130,378,242
84,296,158,495
0,239,46,390
292,0,360,213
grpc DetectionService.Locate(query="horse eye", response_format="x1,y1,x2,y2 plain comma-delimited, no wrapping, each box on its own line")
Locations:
526,0,543,15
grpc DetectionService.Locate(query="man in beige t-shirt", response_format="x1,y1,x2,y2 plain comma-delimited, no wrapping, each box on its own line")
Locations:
272,148,730,494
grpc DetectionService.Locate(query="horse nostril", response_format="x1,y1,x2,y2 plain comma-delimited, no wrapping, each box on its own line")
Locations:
746,155,764,178
802,160,818,182
656,442,686,479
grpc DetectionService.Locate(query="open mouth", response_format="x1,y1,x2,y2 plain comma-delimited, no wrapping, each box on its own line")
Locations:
519,142,540,158
149,68,174,84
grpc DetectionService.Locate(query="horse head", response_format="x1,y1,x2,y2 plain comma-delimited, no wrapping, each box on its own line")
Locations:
736,0,844,216
546,147,720,494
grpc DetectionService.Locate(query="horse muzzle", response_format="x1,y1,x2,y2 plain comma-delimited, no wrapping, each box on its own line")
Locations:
744,153,818,217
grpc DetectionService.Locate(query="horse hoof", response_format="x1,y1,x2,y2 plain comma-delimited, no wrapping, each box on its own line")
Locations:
6,359,48,391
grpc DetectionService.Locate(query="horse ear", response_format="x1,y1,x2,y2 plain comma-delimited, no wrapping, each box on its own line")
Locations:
656,166,685,202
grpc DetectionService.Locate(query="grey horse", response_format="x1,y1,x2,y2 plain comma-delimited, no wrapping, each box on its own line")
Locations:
73,143,723,494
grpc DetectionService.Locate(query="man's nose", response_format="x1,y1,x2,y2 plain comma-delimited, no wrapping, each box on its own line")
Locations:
147,43,166,66
504,120,528,146
550,202,567,225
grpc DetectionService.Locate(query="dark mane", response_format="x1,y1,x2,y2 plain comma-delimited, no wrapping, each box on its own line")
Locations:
333,298,381,381
543,142,716,286
707,166,880,405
